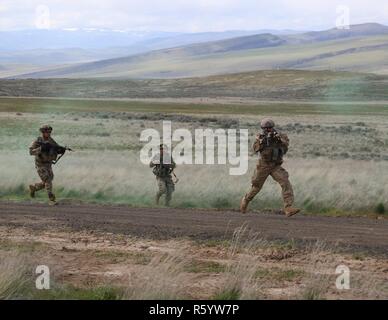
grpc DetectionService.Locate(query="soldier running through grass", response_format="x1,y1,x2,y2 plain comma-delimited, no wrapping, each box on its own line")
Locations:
29,125,71,205
150,144,177,206
240,118,300,217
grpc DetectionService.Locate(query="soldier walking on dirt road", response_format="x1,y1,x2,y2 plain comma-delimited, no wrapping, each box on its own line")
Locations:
240,119,300,217
150,144,177,206
29,125,70,206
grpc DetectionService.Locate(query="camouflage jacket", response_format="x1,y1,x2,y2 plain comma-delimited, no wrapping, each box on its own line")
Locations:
150,153,176,178
253,131,289,164
29,137,60,165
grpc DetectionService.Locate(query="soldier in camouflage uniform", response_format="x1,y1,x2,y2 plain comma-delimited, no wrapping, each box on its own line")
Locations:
240,119,300,217
150,144,176,206
29,125,67,205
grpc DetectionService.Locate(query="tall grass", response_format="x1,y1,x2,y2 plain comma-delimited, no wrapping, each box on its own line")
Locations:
1,111,387,213
0,253,29,299
298,241,388,300
214,226,264,300
1,150,387,213
299,242,334,300
121,227,265,300
123,247,190,300
1,236,386,300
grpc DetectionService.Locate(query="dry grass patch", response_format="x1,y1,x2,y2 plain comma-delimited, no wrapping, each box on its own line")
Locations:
0,252,30,299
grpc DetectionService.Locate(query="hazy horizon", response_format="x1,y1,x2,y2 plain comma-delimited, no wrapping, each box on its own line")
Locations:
0,0,387,32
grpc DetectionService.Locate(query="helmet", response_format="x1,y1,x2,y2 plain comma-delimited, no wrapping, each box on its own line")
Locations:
260,118,275,129
39,125,53,133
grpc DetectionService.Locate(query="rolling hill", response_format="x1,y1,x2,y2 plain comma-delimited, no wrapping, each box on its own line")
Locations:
10,23,388,79
0,29,299,78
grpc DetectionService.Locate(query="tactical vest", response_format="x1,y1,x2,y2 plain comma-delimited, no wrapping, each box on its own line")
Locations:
35,137,59,164
259,134,286,164
152,164,173,178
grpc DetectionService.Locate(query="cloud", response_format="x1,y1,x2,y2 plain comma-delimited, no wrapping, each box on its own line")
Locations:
0,0,387,31
0,3,8,12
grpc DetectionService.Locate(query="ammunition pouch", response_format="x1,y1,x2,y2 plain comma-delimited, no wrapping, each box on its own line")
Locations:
153,165,173,178
260,146,285,164
271,147,284,162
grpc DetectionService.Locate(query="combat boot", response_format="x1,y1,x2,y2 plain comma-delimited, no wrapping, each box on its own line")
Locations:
29,185,36,198
165,193,172,207
240,196,250,214
48,193,57,206
284,207,300,217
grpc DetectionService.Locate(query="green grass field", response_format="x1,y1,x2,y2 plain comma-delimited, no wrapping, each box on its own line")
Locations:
0,76,387,301
0,71,387,215
0,104,387,216
1,97,388,116
2,70,388,102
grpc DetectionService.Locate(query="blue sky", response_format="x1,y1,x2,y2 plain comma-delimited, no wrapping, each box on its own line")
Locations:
0,0,388,32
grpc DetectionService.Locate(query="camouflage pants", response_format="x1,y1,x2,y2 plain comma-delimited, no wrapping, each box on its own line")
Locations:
34,163,54,197
156,176,175,205
244,160,295,208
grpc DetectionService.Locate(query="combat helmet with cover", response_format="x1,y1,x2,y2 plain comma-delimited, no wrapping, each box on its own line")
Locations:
39,125,53,133
260,118,275,129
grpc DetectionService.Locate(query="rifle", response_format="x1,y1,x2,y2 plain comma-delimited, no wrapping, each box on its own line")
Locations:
38,142,73,165
151,160,178,183
263,129,280,147
52,147,73,165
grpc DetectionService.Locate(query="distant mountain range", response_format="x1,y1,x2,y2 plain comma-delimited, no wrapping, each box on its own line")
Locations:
0,28,304,77
3,23,388,78
0,29,303,51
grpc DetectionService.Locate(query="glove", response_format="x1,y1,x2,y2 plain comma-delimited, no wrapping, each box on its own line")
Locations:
272,132,281,142
40,143,51,153
257,133,265,143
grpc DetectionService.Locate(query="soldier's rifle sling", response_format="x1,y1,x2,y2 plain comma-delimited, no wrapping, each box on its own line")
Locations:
172,172,179,184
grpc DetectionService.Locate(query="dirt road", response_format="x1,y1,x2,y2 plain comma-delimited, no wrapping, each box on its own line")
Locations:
1,202,387,254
